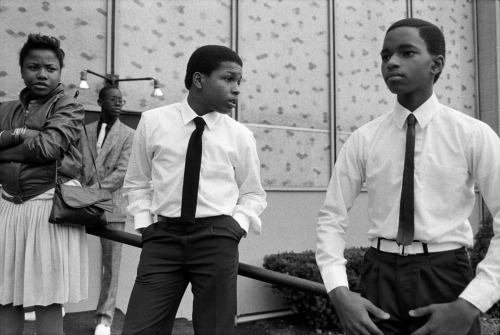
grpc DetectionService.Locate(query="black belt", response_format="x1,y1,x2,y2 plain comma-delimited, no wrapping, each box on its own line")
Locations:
2,193,24,204
157,215,227,225
157,215,205,225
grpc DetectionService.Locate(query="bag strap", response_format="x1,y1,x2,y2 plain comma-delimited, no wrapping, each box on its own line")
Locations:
54,90,103,189
82,123,103,189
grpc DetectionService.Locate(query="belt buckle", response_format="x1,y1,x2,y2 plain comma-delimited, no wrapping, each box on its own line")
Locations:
13,195,23,204
398,244,408,256
12,195,23,204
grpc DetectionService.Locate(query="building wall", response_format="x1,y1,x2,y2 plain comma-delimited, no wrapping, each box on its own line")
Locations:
0,0,496,319
477,0,500,135
0,0,480,188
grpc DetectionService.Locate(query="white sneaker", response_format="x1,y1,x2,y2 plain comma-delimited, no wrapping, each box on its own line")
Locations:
94,324,111,335
25,311,36,321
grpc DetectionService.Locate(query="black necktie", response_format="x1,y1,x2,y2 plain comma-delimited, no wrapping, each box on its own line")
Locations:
181,117,206,223
397,113,416,246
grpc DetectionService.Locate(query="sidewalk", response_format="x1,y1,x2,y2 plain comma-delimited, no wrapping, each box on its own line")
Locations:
23,309,500,335
23,309,270,335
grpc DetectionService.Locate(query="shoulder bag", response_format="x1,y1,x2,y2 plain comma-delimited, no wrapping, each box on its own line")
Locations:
49,123,113,227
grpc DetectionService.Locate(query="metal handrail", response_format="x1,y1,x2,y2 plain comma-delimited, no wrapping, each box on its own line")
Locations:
86,227,328,297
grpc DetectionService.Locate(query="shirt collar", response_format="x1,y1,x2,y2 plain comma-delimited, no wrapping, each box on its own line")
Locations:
393,93,439,130
180,97,220,130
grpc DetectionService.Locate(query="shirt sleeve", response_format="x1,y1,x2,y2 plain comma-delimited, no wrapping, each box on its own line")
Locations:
316,131,365,293
459,124,500,312
232,130,267,235
123,115,154,232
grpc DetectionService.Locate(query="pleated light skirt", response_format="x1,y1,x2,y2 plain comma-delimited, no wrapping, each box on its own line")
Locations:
0,195,88,307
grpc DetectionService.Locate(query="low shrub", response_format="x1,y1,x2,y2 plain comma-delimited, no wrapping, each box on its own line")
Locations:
263,247,368,331
468,212,500,318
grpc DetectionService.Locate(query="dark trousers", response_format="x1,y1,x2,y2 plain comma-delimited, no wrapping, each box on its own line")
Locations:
122,215,244,335
361,247,481,335
95,222,124,326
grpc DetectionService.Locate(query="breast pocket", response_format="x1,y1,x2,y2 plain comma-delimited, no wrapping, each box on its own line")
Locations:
416,162,468,215
199,161,237,201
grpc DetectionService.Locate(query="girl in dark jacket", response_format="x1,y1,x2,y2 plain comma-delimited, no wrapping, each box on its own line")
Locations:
0,34,88,335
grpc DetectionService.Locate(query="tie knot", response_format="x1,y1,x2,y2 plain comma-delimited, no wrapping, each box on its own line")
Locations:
407,113,416,126
194,117,206,130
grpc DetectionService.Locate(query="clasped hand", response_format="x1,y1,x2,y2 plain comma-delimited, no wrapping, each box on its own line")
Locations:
409,299,480,335
329,287,388,335
329,287,480,335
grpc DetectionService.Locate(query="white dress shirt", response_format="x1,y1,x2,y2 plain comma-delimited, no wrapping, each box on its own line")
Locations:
96,122,107,155
316,93,500,312
124,97,267,235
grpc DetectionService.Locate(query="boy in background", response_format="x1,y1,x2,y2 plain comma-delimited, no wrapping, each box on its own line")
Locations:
79,85,134,335
316,18,499,335
122,45,267,335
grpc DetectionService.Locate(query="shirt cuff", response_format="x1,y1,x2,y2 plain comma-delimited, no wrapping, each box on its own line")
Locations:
233,212,250,237
321,264,349,294
133,210,153,233
459,277,500,313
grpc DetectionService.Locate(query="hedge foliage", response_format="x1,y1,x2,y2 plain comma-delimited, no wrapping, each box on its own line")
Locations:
264,213,499,331
263,247,368,330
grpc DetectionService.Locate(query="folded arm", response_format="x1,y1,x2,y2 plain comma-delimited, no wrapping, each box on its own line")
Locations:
0,129,40,161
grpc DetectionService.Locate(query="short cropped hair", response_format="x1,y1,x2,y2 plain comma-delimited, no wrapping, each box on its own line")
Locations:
387,18,446,82
19,33,65,69
98,85,120,100
184,45,243,89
